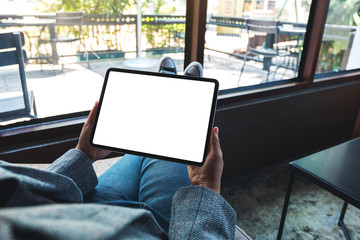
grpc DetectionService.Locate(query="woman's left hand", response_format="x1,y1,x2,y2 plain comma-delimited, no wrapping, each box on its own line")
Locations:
76,102,112,162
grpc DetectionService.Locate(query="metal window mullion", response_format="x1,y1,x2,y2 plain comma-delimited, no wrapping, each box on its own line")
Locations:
184,0,207,69
298,0,330,84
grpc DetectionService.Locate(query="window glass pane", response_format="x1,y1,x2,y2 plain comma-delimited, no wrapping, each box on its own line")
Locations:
205,0,311,90
0,0,186,125
316,0,360,75
0,65,26,123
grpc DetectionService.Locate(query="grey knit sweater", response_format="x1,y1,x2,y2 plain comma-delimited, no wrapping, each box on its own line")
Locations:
0,149,236,239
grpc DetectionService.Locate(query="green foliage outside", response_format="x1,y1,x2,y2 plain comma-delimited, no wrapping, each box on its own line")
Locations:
37,0,152,15
143,23,185,48
36,0,184,52
317,0,360,73
326,0,360,26
142,0,184,50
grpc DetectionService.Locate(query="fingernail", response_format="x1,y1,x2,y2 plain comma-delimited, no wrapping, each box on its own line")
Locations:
214,127,219,136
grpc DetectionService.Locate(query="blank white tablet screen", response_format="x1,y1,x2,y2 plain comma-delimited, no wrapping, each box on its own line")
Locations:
92,71,217,164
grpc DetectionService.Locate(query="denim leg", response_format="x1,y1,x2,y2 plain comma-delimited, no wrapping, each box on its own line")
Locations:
85,155,143,202
85,155,191,232
139,159,191,230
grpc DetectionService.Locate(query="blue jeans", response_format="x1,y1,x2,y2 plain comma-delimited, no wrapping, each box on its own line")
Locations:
85,155,191,232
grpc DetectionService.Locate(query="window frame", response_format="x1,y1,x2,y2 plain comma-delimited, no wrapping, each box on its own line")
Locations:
1,0,360,162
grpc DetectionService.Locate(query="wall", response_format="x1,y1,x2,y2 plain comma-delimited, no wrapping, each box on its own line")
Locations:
216,79,360,180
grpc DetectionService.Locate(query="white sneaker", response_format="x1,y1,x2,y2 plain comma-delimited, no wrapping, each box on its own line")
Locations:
183,61,203,77
156,56,177,74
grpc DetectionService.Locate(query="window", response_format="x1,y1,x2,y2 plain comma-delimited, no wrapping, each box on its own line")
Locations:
0,0,186,125
205,0,311,90
316,0,360,75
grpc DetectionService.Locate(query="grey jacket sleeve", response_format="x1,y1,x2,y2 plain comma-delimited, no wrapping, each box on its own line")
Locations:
169,186,236,240
46,149,98,196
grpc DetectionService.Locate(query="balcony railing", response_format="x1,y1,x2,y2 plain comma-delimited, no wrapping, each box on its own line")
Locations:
0,14,355,70
0,14,186,64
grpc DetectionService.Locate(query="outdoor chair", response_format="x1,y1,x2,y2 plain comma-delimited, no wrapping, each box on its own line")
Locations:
0,32,37,122
277,23,306,78
238,19,290,85
38,12,91,70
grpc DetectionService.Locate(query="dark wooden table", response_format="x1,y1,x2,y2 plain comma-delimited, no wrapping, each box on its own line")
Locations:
277,137,360,240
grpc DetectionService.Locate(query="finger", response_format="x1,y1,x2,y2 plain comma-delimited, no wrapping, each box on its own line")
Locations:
86,101,99,126
209,127,220,153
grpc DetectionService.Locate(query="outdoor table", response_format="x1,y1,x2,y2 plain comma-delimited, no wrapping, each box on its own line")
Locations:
156,18,185,24
277,137,360,240
263,26,306,72
278,26,306,49
279,26,306,36
0,18,59,64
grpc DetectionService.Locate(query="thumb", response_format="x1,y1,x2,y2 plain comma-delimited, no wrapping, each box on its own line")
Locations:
209,127,220,153
86,101,99,127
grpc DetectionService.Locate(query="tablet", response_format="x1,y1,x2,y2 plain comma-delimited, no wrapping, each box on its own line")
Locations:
90,68,219,166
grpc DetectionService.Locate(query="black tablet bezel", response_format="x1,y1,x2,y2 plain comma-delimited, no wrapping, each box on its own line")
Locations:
90,67,219,166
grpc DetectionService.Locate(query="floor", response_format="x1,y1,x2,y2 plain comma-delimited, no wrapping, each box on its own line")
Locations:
222,161,360,240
